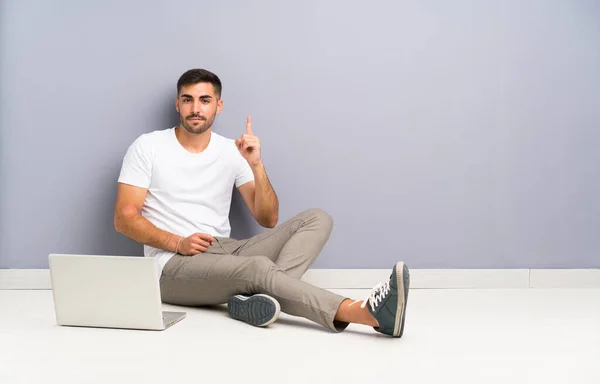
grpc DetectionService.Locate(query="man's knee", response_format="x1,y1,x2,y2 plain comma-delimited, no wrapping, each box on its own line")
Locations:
241,256,282,291
303,208,334,230
244,255,276,274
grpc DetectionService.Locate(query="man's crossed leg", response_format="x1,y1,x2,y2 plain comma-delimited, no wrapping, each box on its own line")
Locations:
159,209,410,337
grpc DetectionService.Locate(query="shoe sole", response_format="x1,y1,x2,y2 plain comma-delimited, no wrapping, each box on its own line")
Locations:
393,262,410,337
228,294,281,327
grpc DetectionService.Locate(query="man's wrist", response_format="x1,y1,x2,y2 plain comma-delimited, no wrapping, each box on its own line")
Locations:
169,233,180,253
250,161,264,171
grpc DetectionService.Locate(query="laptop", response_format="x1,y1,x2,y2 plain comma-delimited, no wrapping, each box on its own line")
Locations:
48,254,186,331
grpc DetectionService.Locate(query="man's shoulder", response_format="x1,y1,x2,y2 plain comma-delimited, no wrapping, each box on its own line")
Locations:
211,132,237,152
130,127,174,148
211,131,232,143
141,127,174,141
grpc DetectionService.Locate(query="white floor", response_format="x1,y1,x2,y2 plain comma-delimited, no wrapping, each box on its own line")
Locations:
1,288,599,384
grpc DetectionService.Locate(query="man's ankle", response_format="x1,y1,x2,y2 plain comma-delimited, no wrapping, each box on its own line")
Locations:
361,305,379,327
335,299,379,327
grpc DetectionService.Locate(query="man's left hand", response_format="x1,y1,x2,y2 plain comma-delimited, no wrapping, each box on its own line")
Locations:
236,116,261,167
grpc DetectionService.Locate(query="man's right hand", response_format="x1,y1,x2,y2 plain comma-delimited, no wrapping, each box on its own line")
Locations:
177,233,215,256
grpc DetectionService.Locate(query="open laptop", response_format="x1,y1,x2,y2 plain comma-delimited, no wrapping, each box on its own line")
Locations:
48,254,186,331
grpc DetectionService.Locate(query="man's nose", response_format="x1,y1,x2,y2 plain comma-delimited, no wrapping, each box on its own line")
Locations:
192,101,201,114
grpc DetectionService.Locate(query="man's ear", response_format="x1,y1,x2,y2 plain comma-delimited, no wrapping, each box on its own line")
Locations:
217,98,224,114
175,97,180,113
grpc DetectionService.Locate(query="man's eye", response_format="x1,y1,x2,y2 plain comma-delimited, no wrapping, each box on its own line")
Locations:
202,99,210,104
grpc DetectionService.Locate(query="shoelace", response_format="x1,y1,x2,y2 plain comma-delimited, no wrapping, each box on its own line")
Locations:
349,279,391,312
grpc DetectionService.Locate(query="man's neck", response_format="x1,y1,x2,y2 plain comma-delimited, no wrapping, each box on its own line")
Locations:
175,126,212,154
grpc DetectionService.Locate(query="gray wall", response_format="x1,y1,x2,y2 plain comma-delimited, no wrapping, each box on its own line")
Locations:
1,0,599,269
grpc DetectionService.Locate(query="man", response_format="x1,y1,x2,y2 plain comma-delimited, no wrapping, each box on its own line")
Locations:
114,68,410,337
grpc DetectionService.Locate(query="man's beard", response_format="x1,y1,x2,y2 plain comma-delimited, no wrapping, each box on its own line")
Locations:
180,113,216,135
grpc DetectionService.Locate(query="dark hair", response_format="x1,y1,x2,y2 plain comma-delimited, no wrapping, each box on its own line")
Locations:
177,69,222,98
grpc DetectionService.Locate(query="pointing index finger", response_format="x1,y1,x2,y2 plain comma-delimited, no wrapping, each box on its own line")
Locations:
246,115,253,135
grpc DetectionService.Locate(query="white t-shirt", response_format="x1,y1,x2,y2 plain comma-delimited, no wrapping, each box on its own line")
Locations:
117,127,254,275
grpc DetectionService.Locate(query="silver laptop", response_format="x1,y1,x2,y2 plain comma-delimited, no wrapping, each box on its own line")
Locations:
48,254,186,331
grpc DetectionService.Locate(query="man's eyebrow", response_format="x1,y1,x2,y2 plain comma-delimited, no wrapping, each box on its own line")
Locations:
180,94,213,99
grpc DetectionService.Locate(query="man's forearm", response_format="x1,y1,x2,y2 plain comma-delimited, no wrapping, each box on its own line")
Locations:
115,213,179,252
251,162,279,227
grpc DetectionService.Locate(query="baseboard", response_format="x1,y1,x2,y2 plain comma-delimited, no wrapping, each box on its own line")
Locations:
529,269,600,288
1,268,599,290
301,269,531,289
0,269,52,290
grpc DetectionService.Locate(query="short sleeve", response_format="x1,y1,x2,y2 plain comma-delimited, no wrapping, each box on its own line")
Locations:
234,149,255,188
118,134,153,188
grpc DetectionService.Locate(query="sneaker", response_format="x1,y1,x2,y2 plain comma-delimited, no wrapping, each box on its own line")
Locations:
351,261,410,337
227,294,281,327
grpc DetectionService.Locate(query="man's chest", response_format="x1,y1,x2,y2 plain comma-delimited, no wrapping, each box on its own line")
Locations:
150,156,236,197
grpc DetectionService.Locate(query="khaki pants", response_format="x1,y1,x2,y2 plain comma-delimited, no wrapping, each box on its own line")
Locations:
159,209,349,332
